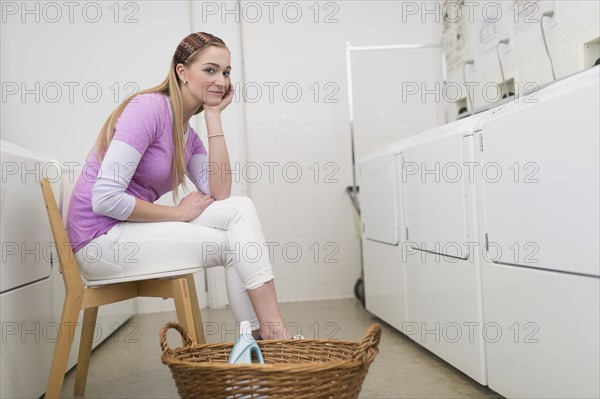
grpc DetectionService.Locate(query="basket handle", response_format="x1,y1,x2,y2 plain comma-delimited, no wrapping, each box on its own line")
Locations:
160,322,193,354
352,323,382,362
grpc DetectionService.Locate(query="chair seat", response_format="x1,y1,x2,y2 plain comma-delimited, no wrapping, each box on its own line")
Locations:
84,266,205,287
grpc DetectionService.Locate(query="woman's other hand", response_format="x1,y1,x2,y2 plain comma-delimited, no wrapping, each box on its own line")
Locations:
177,191,214,221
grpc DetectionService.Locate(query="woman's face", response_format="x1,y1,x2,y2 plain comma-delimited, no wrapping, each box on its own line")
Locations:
182,46,231,106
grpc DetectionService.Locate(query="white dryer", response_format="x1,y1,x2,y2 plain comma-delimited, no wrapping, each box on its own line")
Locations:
476,67,600,398
359,138,414,332
358,109,495,384
399,110,494,385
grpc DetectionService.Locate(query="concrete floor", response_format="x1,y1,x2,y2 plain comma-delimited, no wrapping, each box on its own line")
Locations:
59,298,504,398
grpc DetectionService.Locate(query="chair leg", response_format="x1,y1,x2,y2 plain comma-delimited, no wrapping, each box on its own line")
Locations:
172,278,197,344
74,306,99,395
184,274,205,343
45,296,82,399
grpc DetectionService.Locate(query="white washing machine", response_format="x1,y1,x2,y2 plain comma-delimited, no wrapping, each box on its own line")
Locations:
0,140,135,398
476,67,600,398
1,140,61,398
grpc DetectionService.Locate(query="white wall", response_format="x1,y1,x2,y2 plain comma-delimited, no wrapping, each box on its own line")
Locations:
4,0,596,308
0,1,247,313
0,1,247,187
443,0,600,118
1,1,189,162
235,0,441,301
1,1,197,315
0,1,444,306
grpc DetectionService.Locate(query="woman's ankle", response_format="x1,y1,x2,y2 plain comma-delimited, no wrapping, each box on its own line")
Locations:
258,321,290,340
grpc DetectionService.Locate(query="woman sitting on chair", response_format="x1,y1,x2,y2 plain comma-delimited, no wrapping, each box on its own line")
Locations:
66,32,290,340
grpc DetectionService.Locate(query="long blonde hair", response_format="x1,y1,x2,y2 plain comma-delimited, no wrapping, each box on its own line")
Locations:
94,42,228,199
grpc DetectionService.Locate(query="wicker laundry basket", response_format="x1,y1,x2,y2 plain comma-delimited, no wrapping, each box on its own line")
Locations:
160,322,382,399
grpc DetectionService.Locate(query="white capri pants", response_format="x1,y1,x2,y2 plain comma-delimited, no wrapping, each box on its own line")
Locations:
75,196,274,328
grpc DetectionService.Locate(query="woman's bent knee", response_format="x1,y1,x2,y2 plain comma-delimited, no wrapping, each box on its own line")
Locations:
222,196,255,211
243,268,275,290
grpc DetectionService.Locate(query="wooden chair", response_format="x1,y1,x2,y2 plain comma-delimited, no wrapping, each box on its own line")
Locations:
40,178,205,398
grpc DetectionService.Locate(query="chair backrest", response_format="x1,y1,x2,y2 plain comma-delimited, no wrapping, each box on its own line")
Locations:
40,178,85,293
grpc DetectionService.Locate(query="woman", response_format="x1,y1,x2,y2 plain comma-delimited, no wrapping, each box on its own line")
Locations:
66,32,290,340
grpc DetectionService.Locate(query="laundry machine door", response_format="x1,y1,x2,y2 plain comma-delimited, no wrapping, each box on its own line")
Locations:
360,152,401,245
480,74,599,276
403,133,471,259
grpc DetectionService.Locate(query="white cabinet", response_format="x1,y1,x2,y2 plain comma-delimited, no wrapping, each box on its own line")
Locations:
0,279,56,398
480,263,599,399
362,238,408,332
